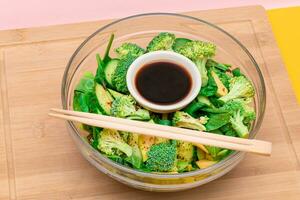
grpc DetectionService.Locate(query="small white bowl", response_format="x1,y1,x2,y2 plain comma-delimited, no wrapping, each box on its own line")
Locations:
126,51,201,113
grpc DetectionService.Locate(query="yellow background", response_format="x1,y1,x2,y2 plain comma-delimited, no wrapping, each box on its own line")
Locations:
268,7,300,103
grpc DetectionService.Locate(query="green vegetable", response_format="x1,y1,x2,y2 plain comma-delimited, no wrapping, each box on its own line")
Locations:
145,141,177,172
230,109,249,138
103,34,114,64
206,146,221,159
111,54,137,93
197,95,215,108
211,70,228,97
206,59,231,71
184,101,206,117
205,130,223,159
103,59,119,87
147,32,176,51
111,95,150,120
95,83,114,115
219,76,255,103
107,88,123,99
157,119,172,126
177,141,195,163
124,132,137,147
89,127,102,149
73,92,90,113
205,113,231,131
172,38,192,52
95,34,115,86
177,161,190,172
73,72,102,114
115,43,145,58
95,54,106,86
232,68,243,77
220,124,237,137
217,149,232,160
184,95,215,117
197,148,206,160
107,155,124,164
98,129,133,157
172,111,206,131
174,40,216,86
213,68,231,89
74,71,95,93
73,33,258,173
125,145,143,169
200,68,217,96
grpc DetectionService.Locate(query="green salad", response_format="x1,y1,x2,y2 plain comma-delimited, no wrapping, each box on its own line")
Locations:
73,32,256,173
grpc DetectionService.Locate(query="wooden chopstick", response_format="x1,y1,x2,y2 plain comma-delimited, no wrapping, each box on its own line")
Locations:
50,108,267,146
49,108,272,156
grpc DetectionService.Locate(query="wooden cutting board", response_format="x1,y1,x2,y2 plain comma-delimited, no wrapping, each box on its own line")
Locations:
1,5,300,200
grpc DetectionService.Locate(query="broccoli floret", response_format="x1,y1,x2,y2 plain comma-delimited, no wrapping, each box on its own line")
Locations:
223,99,255,119
145,141,177,172
98,129,133,157
205,98,255,115
175,40,216,87
111,55,137,93
111,95,150,120
172,111,206,131
219,76,255,103
147,32,176,51
115,43,145,58
230,110,249,138
172,38,192,52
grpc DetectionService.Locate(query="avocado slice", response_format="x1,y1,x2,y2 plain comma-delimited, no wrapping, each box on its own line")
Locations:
211,70,228,97
127,133,139,147
177,141,195,163
95,83,114,115
197,147,206,160
194,143,209,154
138,135,156,161
196,160,217,169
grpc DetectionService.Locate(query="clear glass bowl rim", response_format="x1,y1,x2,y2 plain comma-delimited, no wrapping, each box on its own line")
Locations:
61,12,266,179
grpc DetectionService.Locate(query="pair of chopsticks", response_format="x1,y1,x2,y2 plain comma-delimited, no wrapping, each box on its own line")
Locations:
49,108,272,156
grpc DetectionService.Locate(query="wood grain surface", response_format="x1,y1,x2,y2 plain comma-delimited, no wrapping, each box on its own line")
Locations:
0,5,300,200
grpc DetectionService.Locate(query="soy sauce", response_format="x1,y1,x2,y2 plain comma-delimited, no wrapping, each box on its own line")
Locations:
135,61,192,105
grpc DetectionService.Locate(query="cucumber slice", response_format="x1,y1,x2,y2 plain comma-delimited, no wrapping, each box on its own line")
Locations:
104,59,119,87
95,83,114,115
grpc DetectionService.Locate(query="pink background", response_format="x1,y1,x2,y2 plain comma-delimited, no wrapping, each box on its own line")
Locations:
1,0,300,30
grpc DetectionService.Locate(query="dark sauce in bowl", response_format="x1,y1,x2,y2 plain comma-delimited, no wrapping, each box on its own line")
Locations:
135,61,192,105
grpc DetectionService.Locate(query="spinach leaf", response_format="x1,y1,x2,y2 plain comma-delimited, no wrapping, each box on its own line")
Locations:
184,101,207,117
103,34,114,64
232,68,244,77
91,127,101,149
208,96,224,107
220,124,237,137
205,113,231,131
95,54,107,86
75,71,95,93
107,155,125,164
200,69,217,97
206,59,230,71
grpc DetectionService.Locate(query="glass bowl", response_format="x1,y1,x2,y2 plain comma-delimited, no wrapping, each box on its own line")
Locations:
61,13,266,192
